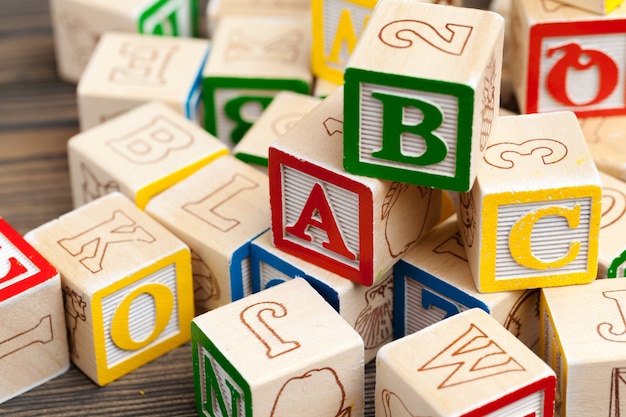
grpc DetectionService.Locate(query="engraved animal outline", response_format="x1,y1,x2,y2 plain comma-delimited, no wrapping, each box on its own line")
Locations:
62,285,87,359
503,289,540,352
354,273,394,349
459,192,476,248
381,389,429,417
191,250,220,313
433,230,467,262
79,162,120,204
480,52,497,151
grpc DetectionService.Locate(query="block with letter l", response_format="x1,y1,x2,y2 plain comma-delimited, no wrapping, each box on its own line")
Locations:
510,0,626,117
343,0,504,192
0,218,69,404
25,192,194,386
457,111,602,292
191,278,364,417
376,308,556,417
394,215,540,354
269,88,442,286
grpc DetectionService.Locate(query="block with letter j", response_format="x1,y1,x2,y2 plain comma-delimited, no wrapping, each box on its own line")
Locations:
343,0,504,192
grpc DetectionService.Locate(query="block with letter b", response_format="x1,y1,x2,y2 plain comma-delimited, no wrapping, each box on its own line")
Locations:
511,0,626,116
269,88,442,286
394,215,540,353
0,218,69,403
458,112,603,292
540,278,626,416
343,0,504,192
191,278,364,417
68,101,228,210
25,192,194,386
376,308,556,417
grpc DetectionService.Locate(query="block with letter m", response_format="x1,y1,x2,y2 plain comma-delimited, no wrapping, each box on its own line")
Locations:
343,0,504,192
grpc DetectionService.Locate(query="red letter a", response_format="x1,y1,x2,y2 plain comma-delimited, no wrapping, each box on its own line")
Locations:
285,183,356,261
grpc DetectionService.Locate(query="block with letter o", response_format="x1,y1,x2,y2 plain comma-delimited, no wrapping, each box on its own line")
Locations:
458,112,602,292
25,192,194,386
343,0,504,192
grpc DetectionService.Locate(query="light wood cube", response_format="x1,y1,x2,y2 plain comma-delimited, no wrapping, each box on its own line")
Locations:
202,15,312,148
77,31,209,130
50,0,199,83
233,91,322,170
597,172,626,278
25,192,194,386
145,154,271,314
68,101,228,210
343,0,504,192
394,215,540,353
510,0,626,116
458,112,602,292
250,229,394,363
0,218,69,403
550,0,622,14
580,114,626,180
191,278,364,417
540,278,626,417
376,308,556,417
269,88,442,286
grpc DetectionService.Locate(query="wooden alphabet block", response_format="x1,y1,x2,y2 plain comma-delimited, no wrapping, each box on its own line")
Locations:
77,32,209,130
191,277,364,417
233,91,322,169
68,101,228,210
202,15,312,148
145,154,271,313
394,215,540,353
250,229,394,363
25,192,194,386
343,0,504,192
457,112,602,292
579,114,626,180
0,218,69,403
376,308,556,417
597,172,626,278
269,88,442,286
311,0,462,85
50,0,199,82
540,278,626,416
510,0,626,116
205,0,310,36
549,0,622,14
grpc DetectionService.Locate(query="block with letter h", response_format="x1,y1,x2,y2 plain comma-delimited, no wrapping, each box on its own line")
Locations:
269,88,442,286
50,0,199,82
25,192,194,386
0,218,69,404
511,0,626,117
202,15,312,148
145,154,271,314
376,308,556,417
343,0,504,192
191,278,364,417
458,111,603,292
540,278,626,416
77,32,209,130
394,215,540,353
251,229,394,363
68,101,228,210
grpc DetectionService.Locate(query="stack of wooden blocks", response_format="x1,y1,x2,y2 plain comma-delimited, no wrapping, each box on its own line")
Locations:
3,0,626,416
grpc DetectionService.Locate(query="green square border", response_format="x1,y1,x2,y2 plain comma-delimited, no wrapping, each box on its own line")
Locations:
343,67,474,192
138,0,200,37
191,321,253,417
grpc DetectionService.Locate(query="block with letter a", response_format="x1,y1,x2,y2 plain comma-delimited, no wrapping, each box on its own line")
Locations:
458,111,602,292
202,15,312,148
540,278,626,417
510,0,626,117
77,31,209,130
250,229,394,363
25,192,194,386
0,218,69,404
191,278,364,417
394,215,540,354
343,0,504,192
269,88,442,286
145,154,271,314
68,101,228,210
376,308,556,417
